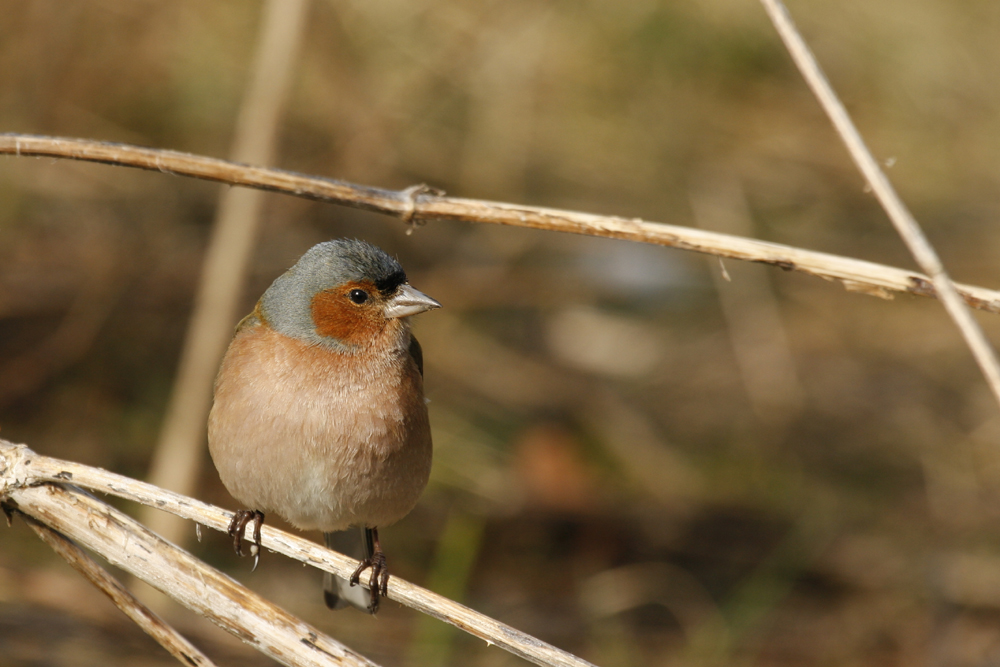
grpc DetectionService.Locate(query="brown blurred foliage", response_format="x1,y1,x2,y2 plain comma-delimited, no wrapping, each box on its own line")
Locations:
3,1,1000,665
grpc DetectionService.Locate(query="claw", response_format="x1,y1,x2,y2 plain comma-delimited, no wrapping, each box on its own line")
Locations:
349,527,389,614
227,509,265,569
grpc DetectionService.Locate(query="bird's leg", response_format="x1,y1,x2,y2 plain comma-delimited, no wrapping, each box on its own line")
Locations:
350,527,389,613
228,509,265,570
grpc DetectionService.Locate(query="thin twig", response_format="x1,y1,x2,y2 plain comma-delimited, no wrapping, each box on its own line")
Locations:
0,440,597,667
1,133,999,315
758,0,1000,408
21,515,218,667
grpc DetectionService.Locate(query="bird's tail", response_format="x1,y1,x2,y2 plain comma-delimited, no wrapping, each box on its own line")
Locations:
323,528,374,612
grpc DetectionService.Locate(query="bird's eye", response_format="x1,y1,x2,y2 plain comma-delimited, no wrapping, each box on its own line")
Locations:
348,289,369,304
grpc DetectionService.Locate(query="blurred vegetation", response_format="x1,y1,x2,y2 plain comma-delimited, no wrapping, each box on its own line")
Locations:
3,1,1000,665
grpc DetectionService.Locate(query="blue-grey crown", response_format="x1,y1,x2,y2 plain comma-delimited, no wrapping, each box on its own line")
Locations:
260,239,406,346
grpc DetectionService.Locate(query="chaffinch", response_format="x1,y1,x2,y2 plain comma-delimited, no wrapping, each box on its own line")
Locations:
208,239,440,613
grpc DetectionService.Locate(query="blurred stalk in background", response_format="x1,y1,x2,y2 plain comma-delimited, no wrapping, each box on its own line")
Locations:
141,0,310,567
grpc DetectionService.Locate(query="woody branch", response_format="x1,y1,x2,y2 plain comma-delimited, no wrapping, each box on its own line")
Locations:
0,439,596,667
2,133,998,317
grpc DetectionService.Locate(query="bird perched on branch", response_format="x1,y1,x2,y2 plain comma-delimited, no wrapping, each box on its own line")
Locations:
208,239,440,613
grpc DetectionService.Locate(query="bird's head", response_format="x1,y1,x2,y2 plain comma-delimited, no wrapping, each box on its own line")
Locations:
258,239,440,350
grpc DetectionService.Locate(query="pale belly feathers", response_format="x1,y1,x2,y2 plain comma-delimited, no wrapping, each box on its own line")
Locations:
208,325,432,531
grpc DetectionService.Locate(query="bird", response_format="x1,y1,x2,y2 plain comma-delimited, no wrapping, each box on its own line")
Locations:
207,238,440,614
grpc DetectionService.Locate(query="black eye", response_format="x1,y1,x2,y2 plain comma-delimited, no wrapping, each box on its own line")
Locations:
348,289,369,304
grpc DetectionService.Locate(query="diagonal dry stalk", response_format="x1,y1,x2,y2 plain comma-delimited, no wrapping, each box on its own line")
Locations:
758,0,1000,408
1,133,999,317
2,463,379,666
0,440,597,667
21,515,219,667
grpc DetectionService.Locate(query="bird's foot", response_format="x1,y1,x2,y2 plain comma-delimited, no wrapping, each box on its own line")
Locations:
228,509,265,571
350,548,388,614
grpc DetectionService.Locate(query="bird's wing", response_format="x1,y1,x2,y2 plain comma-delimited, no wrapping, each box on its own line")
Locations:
408,335,424,377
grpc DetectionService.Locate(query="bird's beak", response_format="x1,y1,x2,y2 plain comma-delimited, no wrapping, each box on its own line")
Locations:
384,284,442,319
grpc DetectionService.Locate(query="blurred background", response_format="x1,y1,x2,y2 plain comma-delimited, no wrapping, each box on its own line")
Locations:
3,1,1000,665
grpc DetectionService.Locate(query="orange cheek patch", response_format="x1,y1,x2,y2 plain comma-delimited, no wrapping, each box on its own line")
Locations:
310,286,382,345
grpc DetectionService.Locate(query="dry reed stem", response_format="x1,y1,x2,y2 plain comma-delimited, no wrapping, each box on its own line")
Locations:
21,515,218,667
1,134,999,316
3,485,377,665
0,440,597,667
758,0,1000,407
